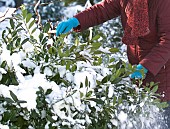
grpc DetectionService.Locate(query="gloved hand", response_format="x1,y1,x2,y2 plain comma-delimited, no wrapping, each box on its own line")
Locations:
56,17,80,36
130,64,148,79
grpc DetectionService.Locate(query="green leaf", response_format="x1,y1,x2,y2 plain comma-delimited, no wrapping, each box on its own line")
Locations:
93,50,103,54
101,75,111,83
110,58,115,63
16,28,23,32
10,19,15,29
109,48,119,53
2,30,7,43
64,50,70,57
80,92,84,98
1,61,7,68
51,73,60,84
108,65,115,68
71,65,77,72
31,27,37,34
11,75,19,85
154,100,169,109
92,35,100,41
113,96,117,105
17,100,27,104
12,30,17,37
16,22,22,29
151,85,158,93
31,109,38,119
96,80,101,85
59,33,67,39
80,82,83,88
75,37,79,46
26,13,32,23
22,9,27,19
85,76,88,87
16,38,21,47
13,36,18,42
144,87,150,92
21,38,29,45
0,97,4,101
159,102,169,108
149,81,155,87
45,89,52,95
111,77,122,84
39,33,44,42
58,48,63,57
47,115,55,123
97,57,102,65
45,54,49,62
87,98,104,105
70,45,76,52
29,19,36,29
66,61,71,70
15,14,22,20
2,29,6,38
86,91,93,98
118,97,122,104
91,42,101,49
61,79,69,87
48,46,57,54
43,22,50,33
3,112,11,122
4,97,14,103
41,37,48,45
10,90,18,102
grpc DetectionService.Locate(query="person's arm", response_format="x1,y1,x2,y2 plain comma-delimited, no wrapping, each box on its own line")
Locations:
140,0,170,76
74,0,121,32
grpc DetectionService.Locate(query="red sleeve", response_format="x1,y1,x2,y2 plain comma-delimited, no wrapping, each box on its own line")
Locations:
140,0,170,76
73,0,121,32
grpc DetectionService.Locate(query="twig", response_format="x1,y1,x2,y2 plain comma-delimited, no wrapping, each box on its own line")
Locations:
0,8,16,22
0,8,9,19
0,0,59,23
25,1,54,7
34,0,42,28
48,30,56,34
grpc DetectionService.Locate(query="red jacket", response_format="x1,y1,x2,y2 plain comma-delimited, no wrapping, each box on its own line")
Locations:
74,0,170,101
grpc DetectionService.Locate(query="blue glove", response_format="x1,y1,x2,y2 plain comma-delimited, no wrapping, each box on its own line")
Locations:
56,17,80,36
130,64,148,79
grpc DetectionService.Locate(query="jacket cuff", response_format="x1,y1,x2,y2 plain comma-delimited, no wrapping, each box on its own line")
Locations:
140,59,161,76
73,15,86,32
73,25,81,32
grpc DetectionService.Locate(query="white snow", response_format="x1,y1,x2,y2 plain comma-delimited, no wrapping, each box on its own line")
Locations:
0,1,168,129
118,111,128,123
0,124,9,129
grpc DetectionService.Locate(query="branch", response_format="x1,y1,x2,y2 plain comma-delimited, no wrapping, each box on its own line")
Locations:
34,0,42,28
0,8,16,22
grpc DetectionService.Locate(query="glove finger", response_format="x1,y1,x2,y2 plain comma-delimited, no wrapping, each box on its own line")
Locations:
137,74,142,79
56,22,67,36
62,25,72,34
130,71,142,79
59,22,69,34
56,23,63,36
130,73,135,79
